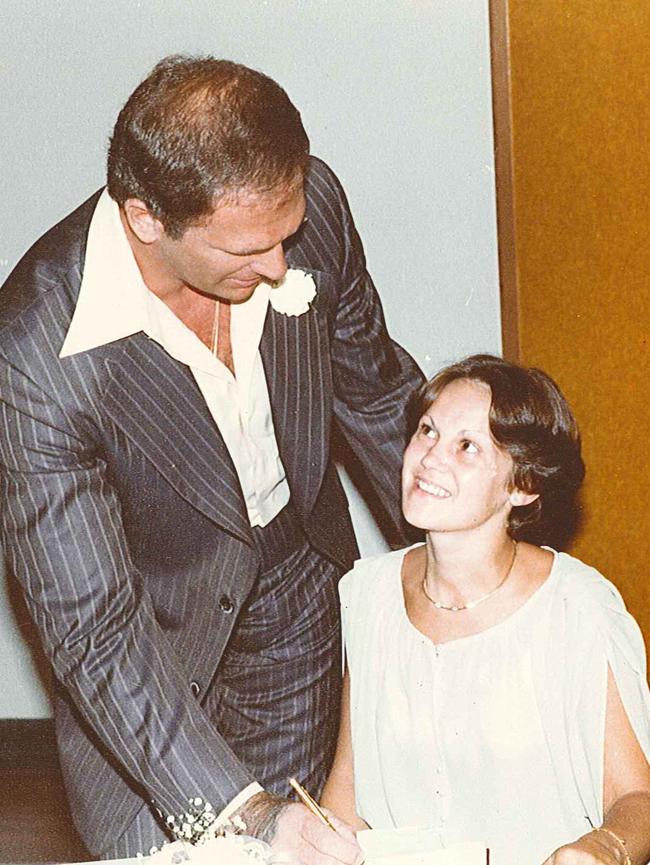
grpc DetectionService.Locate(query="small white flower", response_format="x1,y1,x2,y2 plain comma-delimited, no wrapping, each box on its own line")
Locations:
268,269,316,317
147,837,272,864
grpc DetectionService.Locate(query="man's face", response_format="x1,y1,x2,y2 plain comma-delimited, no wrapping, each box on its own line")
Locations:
154,184,306,303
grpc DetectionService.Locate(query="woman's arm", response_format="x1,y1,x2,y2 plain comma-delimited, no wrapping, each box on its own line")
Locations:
543,667,650,864
321,669,370,831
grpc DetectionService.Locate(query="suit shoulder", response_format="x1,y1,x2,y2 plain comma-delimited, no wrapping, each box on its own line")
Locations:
297,156,362,276
0,192,100,333
304,156,350,213
306,155,343,189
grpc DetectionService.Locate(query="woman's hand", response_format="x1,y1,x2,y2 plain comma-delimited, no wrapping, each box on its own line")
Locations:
542,829,627,865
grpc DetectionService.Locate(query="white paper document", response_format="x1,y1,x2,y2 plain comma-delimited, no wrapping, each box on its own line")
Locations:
60,829,488,865
358,827,488,865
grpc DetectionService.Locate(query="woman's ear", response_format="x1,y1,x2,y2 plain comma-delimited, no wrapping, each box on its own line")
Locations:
509,488,539,508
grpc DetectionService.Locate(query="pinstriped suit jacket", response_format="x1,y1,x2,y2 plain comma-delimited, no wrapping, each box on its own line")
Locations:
0,157,423,853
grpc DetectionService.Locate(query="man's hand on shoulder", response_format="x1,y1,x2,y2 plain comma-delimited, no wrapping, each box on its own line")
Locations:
238,791,364,864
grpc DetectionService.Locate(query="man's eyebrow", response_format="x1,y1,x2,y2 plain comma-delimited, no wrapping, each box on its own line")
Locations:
220,217,309,257
221,241,275,256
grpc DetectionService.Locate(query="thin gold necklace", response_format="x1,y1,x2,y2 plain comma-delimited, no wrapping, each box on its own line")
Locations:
421,540,518,612
210,300,219,355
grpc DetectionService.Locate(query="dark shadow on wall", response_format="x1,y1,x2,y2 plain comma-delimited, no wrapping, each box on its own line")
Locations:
518,491,586,553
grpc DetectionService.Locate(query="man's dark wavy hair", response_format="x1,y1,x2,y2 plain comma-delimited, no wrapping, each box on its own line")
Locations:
107,55,310,239
413,354,585,546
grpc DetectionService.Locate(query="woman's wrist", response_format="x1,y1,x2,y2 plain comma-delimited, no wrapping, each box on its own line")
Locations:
593,826,632,865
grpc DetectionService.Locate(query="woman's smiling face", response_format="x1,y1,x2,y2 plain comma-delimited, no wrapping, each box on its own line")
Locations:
401,378,519,535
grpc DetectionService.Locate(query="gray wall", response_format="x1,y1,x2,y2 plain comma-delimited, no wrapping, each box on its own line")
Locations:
0,0,501,717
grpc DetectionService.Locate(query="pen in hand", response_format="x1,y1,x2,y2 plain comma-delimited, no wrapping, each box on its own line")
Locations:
288,777,337,832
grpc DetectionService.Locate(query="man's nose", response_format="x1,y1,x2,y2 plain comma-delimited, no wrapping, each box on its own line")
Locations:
251,243,288,283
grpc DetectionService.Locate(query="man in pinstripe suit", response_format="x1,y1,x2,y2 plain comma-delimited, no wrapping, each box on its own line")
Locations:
0,56,423,862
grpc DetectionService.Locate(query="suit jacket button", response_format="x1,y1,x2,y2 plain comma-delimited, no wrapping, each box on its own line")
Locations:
219,595,234,613
190,681,201,697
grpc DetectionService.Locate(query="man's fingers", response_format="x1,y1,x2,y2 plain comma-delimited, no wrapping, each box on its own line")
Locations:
317,808,360,847
301,816,364,864
270,801,364,865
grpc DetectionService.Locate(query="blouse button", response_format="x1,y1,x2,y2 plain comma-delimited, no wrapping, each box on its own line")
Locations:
190,681,201,697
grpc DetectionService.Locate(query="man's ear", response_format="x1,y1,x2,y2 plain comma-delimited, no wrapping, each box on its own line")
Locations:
122,198,165,245
509,488,539,508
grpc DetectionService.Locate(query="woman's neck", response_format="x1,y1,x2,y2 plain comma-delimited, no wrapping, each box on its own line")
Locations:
424,527,516,601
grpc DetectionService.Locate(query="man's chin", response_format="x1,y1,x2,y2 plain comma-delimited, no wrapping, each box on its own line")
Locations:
193,280,260,303
223,278,263,302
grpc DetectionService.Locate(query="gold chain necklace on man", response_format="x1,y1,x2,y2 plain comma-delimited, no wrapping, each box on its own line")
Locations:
212,299,235,375
421,539,518,612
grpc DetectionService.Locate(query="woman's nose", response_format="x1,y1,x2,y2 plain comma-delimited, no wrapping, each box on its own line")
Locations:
421,441,448,471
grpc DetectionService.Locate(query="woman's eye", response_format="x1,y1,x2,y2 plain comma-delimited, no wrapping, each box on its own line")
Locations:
419,422,437,439
460,439,479,454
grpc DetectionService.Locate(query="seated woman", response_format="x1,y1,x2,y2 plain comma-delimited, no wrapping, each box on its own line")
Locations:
321,354,650,865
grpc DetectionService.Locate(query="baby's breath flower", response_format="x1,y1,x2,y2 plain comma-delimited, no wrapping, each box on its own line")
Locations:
152,798,270,862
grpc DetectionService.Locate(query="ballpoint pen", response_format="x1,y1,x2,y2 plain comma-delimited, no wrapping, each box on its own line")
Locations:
288,777,337,832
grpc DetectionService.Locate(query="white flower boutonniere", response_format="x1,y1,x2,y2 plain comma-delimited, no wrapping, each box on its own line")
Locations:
269,268,316,316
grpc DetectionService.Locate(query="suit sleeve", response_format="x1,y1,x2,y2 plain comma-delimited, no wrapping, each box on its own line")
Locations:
307,161,425,539
0,354,254,827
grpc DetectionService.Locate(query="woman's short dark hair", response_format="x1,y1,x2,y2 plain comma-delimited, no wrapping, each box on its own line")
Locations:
414,354,585,544
107,55,310,239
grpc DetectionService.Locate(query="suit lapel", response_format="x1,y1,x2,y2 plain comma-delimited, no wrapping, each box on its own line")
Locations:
101,267,333,533
102,334,252,544
260,271,334,517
